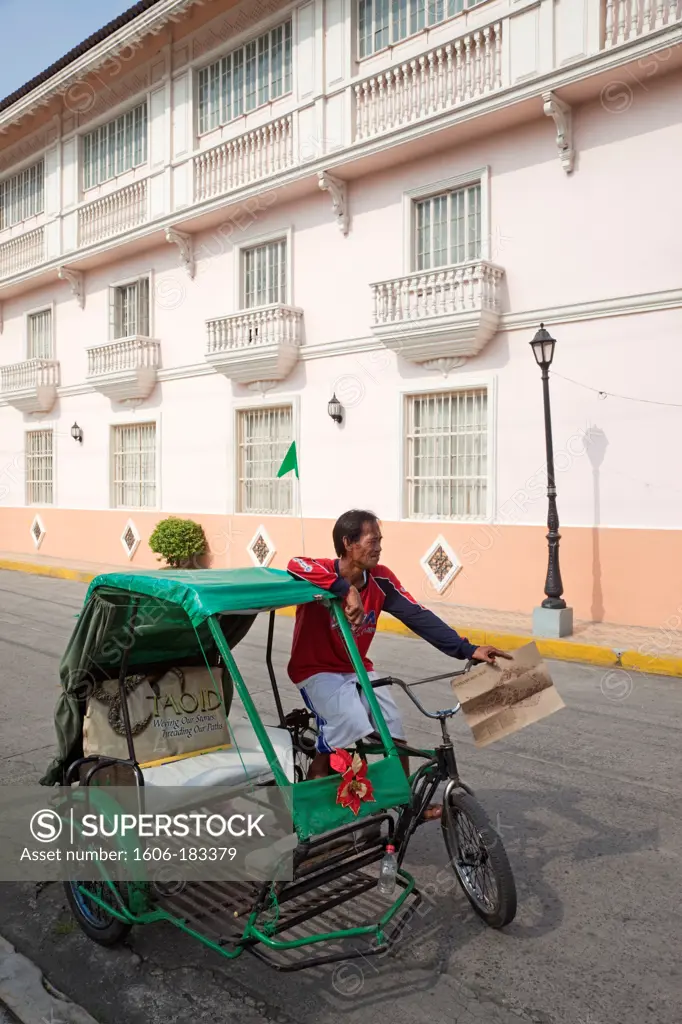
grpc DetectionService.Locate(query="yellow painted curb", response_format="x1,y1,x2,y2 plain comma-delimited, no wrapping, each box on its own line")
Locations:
0,558,96,584
1,558,679,678
275,608,682,678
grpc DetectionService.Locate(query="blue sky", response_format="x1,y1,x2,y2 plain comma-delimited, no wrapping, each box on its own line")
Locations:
0,0,135,101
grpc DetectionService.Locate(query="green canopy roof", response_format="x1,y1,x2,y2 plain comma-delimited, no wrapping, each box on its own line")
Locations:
84,566,333,626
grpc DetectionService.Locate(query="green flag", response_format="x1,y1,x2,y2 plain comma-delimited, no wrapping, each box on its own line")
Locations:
277,441,298,479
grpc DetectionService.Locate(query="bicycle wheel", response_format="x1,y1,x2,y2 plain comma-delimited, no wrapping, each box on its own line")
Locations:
64,879,132,947
441,788,516,928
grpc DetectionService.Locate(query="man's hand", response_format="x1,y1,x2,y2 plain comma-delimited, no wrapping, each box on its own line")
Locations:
472,645,513,664
343,585,365,627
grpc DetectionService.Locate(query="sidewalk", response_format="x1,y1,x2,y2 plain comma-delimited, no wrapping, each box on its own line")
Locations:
0,934,101,1024
1,550,681,679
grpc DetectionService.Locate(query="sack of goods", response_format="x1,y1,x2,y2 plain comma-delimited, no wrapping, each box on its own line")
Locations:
83,666,232,766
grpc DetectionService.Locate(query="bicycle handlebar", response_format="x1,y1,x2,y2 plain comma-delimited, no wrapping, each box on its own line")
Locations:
363,659,476,720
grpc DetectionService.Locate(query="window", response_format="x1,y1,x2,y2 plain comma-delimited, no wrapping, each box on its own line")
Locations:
27,309,53,360
112,422,156,509
110,278,150,338
414,183,481,270
237,406,293,514
358,0,487,58
83,102,148,190
197,20,293,134
0,160,44,230
242,239,287,308
26,430,53,505
405,389,488,518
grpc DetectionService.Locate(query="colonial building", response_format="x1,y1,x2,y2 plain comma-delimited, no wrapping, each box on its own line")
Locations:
0,0,680,629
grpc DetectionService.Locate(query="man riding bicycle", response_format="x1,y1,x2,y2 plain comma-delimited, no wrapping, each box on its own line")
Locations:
287,509,510,817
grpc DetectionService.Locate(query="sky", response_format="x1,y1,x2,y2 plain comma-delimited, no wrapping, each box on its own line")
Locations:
0,0,136,101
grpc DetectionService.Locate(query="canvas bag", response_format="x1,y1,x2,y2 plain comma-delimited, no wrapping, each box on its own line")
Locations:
83,666,232,766
451,642,565,747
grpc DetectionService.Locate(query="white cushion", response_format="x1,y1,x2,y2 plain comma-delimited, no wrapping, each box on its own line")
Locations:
141,721,295,788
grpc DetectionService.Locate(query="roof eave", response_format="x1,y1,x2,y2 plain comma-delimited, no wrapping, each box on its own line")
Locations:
0,0,202,136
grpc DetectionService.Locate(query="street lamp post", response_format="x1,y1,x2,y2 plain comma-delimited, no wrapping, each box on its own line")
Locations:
530,324,573,637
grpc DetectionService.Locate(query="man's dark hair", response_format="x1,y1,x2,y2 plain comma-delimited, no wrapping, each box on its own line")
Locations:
332,510,379,557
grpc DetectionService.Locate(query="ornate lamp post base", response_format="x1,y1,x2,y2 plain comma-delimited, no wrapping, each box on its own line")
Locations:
532,605,574,639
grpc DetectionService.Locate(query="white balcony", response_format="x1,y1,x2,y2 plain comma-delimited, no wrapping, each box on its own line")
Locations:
205,304,303,391
0,358,59,413
194,116,295,204
354,22,503,142
604,0,681,46
0,227,45,281
78,181,149,247
370,261,504,373
86,336,160,402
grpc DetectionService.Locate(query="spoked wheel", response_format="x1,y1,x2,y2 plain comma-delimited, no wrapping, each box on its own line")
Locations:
64,879,132,946
441,788,517,928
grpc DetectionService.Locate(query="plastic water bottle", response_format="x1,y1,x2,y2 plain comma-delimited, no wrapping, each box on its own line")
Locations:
377,844,398,896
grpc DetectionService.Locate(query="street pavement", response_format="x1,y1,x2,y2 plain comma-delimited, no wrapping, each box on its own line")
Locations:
0,569,680,1024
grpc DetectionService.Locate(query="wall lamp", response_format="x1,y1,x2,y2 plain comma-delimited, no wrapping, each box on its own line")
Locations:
327,393,343,424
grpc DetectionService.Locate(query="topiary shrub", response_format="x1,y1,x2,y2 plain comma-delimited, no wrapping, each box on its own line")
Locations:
149,517,207,569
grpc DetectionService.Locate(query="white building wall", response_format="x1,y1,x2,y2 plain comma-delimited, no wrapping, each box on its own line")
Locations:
1,73,681,531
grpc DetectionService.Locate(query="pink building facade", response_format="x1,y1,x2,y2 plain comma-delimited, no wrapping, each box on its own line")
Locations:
0,0,681,629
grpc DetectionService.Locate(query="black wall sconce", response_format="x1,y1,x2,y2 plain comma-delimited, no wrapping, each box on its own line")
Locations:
71,422,83,444
327,393,343,424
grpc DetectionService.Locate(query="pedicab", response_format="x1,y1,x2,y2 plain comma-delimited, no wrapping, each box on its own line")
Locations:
41,567,516,970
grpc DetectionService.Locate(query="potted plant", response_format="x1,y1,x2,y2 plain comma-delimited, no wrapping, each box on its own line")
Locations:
149,517,207,569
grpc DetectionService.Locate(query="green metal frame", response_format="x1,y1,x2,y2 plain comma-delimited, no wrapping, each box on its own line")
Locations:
65,587,418,963
73,862,419,962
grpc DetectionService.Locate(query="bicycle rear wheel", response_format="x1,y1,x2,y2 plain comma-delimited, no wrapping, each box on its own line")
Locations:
441,788,516,929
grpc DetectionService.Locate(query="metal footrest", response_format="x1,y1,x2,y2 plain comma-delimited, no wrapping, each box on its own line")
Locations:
152,814,417,966
247,871,421,971
155,879,262,949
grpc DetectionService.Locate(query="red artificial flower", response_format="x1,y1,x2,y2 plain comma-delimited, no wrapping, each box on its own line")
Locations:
330,749,375,816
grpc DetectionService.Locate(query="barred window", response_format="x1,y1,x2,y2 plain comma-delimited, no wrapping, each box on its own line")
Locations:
0,160,44,230
358,0,487,58
198,21,293,134
112,422,156,509
243,239,286,309
110,278,150,338
414,183,481,270
405,389,488,519
27,309,53,360
83,102,148,190
26,430,53,505
237,406,293,514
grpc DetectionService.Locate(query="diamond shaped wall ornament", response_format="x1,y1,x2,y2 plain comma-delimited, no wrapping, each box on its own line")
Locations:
30,514,46,550
420,535,462,595
247,525,276,568
120,519,141,560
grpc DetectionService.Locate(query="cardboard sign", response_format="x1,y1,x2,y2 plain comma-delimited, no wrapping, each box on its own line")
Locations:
451,642,565,747
83,666,232,766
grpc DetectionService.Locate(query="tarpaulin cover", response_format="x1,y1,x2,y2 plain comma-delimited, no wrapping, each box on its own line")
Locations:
40,566,325,785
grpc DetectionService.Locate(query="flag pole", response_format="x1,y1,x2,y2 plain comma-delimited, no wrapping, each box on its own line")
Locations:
297,471,306,556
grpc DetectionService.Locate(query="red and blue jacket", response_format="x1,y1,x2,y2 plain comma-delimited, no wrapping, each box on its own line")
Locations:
286,556,478,684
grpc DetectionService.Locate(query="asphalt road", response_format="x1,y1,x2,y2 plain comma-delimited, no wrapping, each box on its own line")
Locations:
0,570,680,1024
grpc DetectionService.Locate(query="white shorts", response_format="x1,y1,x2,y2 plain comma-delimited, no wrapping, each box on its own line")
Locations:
298,671,406,754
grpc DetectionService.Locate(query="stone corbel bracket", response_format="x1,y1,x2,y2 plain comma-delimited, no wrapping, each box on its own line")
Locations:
318,171,349,235
542,91,574,174
421,356,467,376
165,227,195,278
57,267,85,308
